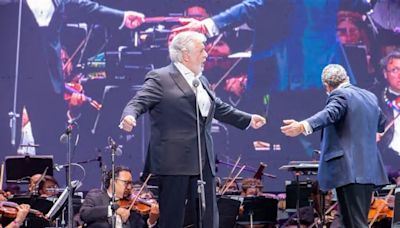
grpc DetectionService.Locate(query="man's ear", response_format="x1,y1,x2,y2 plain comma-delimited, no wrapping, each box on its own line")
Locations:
323,82,332,93
383,70,388,80
181,49,189,62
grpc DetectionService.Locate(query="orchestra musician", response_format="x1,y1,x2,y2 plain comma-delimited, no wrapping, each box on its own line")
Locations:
79,166,159,228
37,176,59,198
0,203,30,228
240,178,263,197
27,174,58,198
283,181,340,228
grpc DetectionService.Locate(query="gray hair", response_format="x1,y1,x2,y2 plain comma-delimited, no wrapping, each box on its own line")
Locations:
321,64,349,88
169,31,207,63
380,49,400,70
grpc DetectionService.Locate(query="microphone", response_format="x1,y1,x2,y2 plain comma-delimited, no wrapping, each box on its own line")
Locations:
192,78,200,88
59,119,78,143
108,137,123,156
59,127,71,144
54,164,62,172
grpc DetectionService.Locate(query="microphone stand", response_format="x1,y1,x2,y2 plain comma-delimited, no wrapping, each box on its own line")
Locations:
109,137,118,228
192,79,205,228
9,0,23,146
61,123,74,228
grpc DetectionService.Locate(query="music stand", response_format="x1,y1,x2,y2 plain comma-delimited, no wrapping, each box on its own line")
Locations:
217,196,241,228
280,161,319,228
5,155,53,183
46,180,82,222
236,196,278,227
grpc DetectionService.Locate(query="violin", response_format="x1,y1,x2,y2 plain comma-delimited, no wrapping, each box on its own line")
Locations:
117,174,158,216
0,201,48,220
368,198,394,223
117,196,156,215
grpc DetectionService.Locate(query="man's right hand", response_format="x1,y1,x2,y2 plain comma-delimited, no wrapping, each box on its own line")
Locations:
171,18,208,34
116,207,131,223
119,115,136,132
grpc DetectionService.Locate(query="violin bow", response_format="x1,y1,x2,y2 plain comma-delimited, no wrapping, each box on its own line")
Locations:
307,201,338,228
128,174,152,211
221,165,246,196
219,156,241,194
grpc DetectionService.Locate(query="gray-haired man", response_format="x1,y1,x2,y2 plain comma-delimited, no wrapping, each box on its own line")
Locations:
119,31,266,228
281,64,388,228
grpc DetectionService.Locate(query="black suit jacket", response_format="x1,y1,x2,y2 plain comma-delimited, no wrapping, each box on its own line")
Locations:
121,64,252,176
80,189,146,228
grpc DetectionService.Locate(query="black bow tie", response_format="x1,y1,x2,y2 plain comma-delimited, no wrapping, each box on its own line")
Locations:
387,91,399,101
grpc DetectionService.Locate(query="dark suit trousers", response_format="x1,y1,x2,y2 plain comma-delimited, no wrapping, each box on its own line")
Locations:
336,183,374,228
157,153,218,228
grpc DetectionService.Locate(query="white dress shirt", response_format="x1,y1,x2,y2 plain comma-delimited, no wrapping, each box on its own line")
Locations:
174,62,211,117
26,0,55,27
107,191,123,228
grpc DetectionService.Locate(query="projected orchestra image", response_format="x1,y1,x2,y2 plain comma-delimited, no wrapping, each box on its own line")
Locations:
0,0,400,227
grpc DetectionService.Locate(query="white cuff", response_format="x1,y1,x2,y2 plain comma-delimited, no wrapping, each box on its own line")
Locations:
147,218,157,228
119,12,127,30
202,18,219,37
107,205,112,217
301,120,313,136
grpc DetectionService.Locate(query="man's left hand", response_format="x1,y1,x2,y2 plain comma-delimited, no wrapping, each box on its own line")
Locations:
250,115,266,129
124,11,145,29
148,203,159,226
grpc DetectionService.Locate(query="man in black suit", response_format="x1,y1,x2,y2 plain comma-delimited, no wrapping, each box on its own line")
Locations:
0,0,144,156
119,31,266,228
377,50,400,165
80,166,159,228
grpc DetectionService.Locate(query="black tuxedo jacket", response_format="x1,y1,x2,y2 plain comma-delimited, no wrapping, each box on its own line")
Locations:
121,64,252,176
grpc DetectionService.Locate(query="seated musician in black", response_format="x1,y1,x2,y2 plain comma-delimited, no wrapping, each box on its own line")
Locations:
80,166,159,228
282,181,340,228
240,178,263,197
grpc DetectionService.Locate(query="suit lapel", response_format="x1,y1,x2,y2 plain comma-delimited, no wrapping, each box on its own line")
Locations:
169,64,196,108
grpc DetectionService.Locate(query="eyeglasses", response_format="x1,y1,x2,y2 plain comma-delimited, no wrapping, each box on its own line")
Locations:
116,178,133,187
386,67,400,75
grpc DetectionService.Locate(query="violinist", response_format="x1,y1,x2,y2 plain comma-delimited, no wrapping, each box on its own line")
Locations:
27,174,59,198
37,176,59,198
80,166,159,228
0,203,30,228
240,178,263,197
